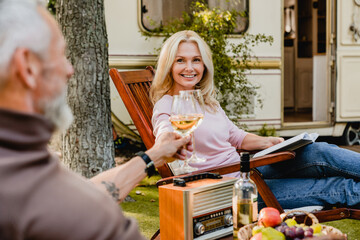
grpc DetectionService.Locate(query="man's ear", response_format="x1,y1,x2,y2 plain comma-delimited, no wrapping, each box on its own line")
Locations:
12,48,42,90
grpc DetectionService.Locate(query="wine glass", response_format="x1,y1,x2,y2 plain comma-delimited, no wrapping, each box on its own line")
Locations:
180,90,206,163
169,94,199,173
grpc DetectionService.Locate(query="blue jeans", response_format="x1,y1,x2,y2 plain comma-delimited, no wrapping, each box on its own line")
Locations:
257,142,360,210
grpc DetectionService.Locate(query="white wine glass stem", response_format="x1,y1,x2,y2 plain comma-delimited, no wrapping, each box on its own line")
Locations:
189,132,206,163
190,133,198,159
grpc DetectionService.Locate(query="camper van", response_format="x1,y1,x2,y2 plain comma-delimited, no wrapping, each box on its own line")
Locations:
105,0,360,145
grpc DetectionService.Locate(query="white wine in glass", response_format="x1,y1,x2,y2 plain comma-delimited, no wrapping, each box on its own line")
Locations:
170,94,199,173
180,89,206,163
170,114,199,137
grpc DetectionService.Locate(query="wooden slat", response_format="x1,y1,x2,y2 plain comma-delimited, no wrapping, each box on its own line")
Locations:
349,209,360,219
129,83,152,127
109,68,155,149
310,208,351,223
251,151,296,168
119,70,153,84
109,68,172,177
251,169,284,213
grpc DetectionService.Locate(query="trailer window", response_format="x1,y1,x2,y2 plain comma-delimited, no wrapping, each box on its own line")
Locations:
140,0,249,34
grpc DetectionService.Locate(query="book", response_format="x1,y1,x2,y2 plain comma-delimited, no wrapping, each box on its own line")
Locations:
252,132,319,158
167,160,184,175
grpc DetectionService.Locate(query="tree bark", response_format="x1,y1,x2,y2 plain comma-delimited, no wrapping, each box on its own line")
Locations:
56,0,114,178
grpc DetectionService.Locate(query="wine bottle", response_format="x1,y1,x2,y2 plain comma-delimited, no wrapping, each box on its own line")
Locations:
232,152,258,238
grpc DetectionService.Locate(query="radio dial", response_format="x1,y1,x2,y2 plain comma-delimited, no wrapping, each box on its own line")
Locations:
194,222,205,236
224,214,233,226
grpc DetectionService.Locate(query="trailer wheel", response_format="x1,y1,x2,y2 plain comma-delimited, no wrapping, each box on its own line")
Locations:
342,122,360,145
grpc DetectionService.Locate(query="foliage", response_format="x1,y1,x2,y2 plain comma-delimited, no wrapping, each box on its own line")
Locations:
258,123,277,137
47,0,56,15
143,1,273,119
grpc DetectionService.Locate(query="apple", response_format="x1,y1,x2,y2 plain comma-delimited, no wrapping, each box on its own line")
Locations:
252,225,264,236
250,232,263,240
258,207,282,227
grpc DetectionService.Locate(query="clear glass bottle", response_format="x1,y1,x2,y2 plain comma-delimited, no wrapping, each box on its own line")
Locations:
232,152,258,238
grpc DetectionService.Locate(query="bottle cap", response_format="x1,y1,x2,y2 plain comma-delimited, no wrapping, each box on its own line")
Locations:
240,152,250,172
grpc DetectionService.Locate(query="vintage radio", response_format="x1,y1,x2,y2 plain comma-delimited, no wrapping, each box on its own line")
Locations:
158,173,237,240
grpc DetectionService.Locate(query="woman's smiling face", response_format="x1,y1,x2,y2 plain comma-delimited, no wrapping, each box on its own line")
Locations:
171,41,205,94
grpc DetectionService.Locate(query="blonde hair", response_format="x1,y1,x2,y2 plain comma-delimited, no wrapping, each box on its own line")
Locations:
150,30,219,112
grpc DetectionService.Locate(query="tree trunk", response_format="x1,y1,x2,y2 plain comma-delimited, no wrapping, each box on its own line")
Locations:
56,0,114,178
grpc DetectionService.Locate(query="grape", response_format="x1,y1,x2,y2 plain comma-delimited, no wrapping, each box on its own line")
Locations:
295,227,304,238
281,221,288,226
275,225,286,234
285,228,296,239
304,230,313,238
307,227,314,234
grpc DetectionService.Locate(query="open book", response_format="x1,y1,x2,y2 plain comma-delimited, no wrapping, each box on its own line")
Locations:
168,160,185,176
253,132,319,158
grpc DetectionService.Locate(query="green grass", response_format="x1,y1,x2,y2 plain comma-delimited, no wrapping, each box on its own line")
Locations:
120,175,162,239
322,219,360,240
122,175,360,239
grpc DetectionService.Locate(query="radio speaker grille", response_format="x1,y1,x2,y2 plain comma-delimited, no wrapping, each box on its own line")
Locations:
193,185,233,216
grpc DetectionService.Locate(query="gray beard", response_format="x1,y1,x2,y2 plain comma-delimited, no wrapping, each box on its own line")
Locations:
39,89,73,132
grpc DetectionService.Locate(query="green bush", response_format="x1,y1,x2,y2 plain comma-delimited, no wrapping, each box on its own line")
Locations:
47,0,56,15
258,123,277,137
143,1,273,120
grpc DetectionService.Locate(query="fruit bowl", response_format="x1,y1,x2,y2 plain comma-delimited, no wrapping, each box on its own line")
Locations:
237,209,347,240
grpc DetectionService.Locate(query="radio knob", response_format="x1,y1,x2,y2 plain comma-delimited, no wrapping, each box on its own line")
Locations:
194,222,205,236
224,214,233,226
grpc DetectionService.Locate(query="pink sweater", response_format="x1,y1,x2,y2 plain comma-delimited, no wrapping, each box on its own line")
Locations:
152,95,248,176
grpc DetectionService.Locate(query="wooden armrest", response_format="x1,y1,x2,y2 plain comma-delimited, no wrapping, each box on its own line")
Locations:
250,151,295,168
193,151,295,174
156,151,295,187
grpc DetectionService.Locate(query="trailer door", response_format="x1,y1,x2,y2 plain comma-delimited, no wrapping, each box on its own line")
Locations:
335,0,360,121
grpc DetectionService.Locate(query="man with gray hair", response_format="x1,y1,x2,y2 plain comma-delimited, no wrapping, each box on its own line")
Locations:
0,0,191,239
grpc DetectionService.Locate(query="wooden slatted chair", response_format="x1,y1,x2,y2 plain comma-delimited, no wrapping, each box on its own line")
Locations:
109,67,360,224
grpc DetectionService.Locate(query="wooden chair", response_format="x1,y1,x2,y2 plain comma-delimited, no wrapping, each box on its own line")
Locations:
109,67,360,224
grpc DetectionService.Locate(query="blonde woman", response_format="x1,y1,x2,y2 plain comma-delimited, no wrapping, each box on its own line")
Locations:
151,30,360,210
151,30,282,171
